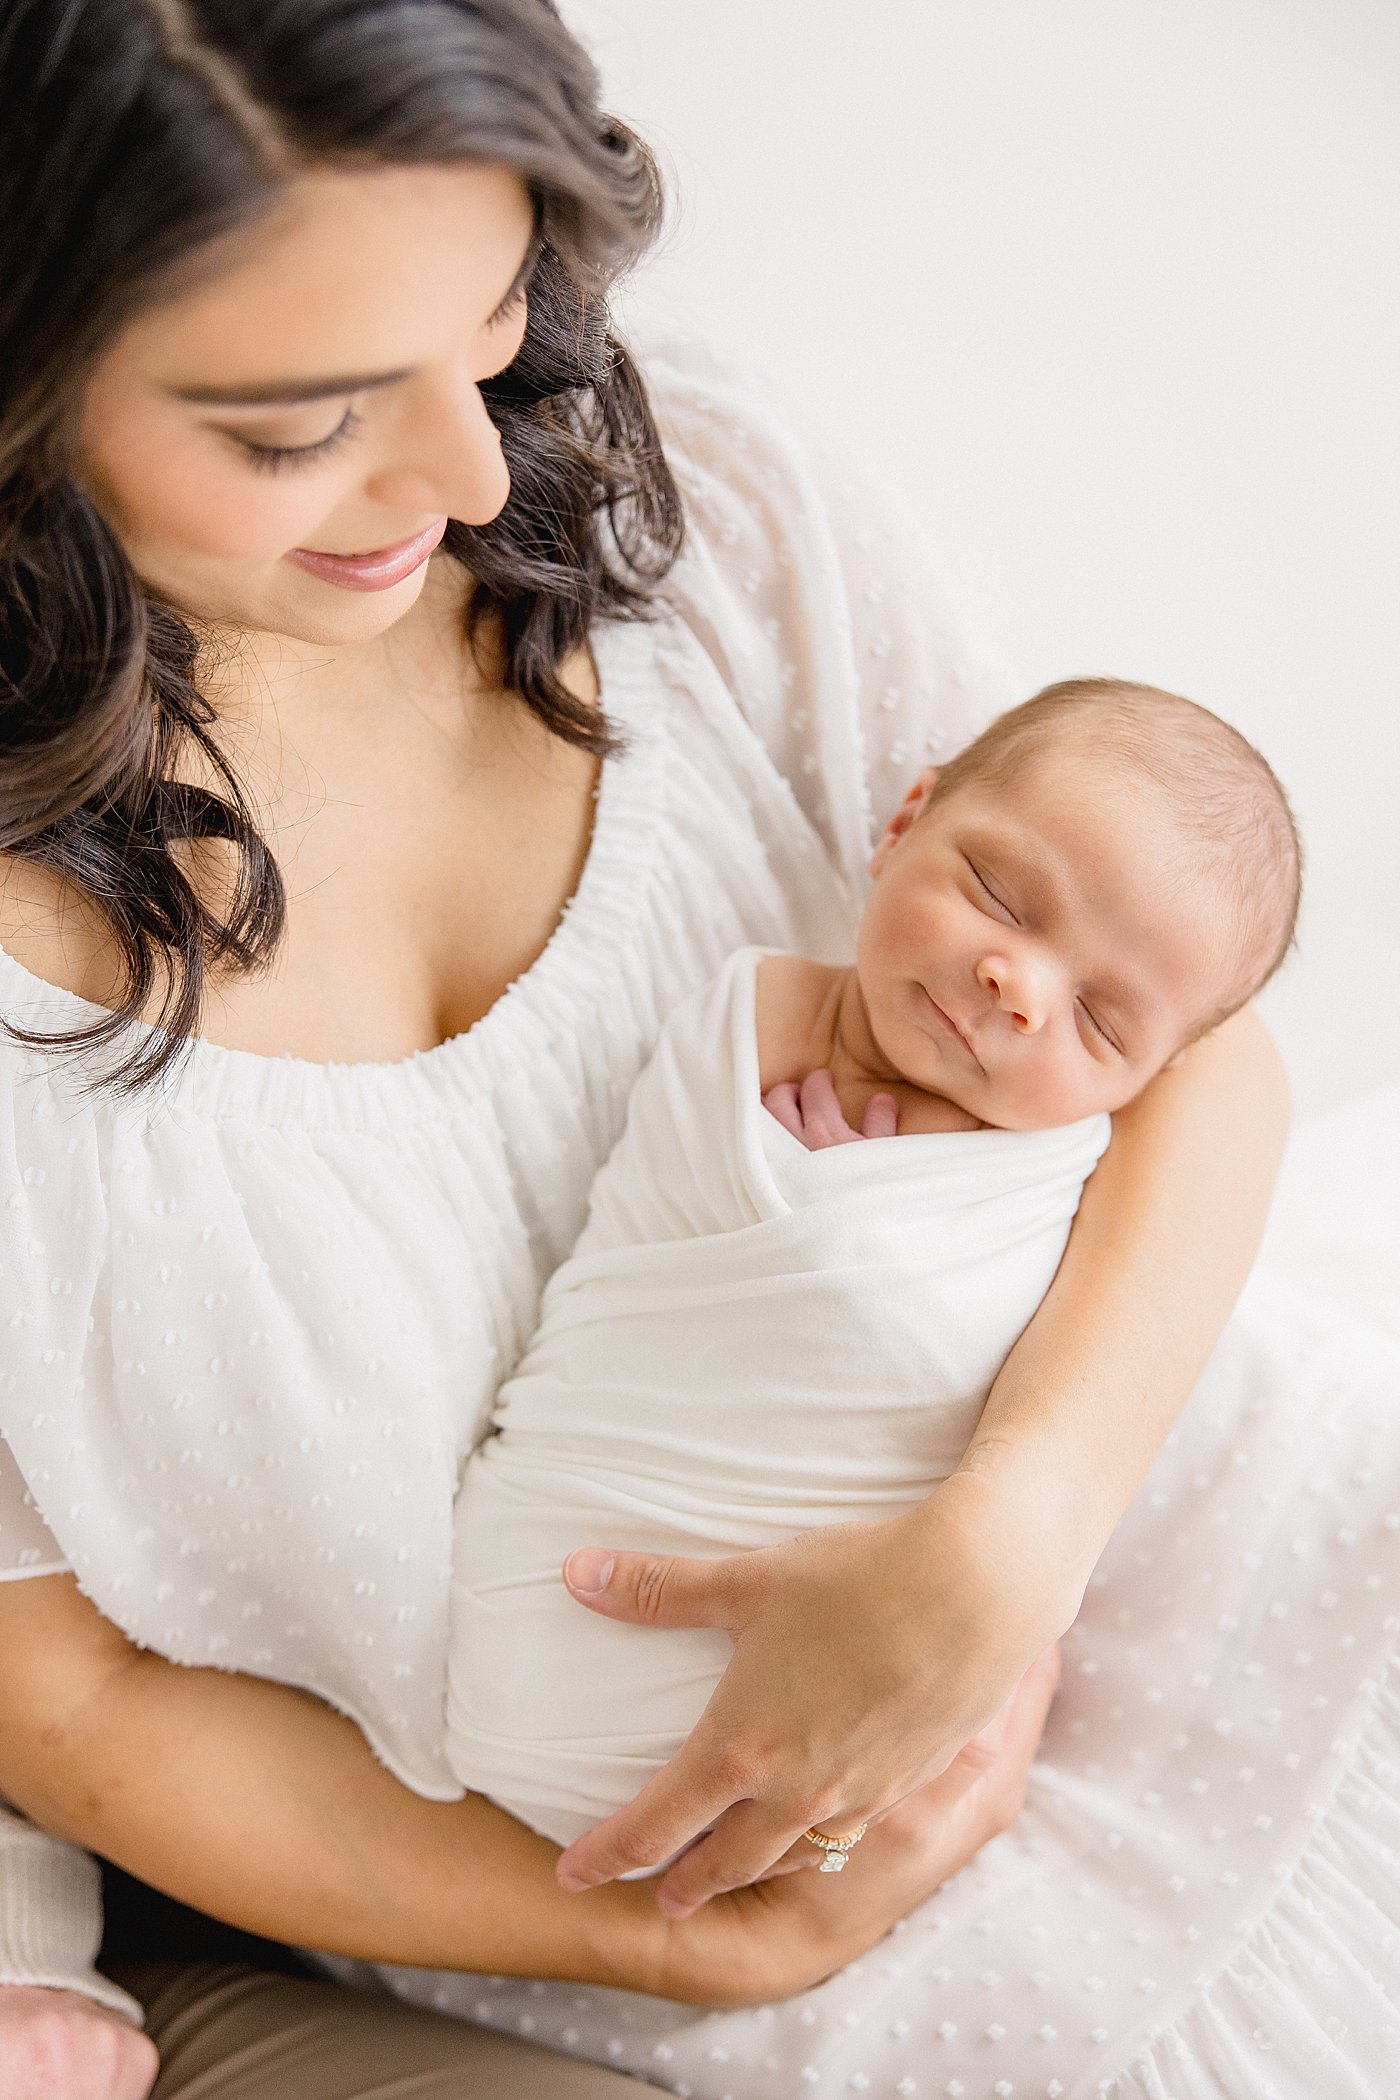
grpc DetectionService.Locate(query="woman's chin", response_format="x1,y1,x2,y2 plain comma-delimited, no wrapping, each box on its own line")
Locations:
207,565,437,651
268,562,436,646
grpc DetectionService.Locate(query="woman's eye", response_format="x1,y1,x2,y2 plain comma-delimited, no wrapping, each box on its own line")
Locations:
236,404,363,474
486,284,528,330
968,861,1017,924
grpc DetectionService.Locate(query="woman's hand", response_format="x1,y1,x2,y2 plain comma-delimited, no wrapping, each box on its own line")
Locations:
561,1013,1290,1919
656,1647,1059,2006
558,1466,1083,1917
0,1987,157,2100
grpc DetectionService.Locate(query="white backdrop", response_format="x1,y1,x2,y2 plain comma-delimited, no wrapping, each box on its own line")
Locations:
563,0,1400,1113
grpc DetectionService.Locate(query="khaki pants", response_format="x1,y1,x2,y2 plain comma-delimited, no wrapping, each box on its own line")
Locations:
108,1963,646,2099
99,1867,644,2099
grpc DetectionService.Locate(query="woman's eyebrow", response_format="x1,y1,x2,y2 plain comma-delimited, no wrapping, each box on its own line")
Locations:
170,221,542,411
170,368,413,408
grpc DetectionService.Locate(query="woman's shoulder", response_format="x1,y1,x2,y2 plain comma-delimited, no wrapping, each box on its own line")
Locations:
0,860,120,1007
636,328,844,572
635,324,998,704
0,855,121,1010
636,330,800,466
634,326,917,706
630,326,1007,850
637,327,944,583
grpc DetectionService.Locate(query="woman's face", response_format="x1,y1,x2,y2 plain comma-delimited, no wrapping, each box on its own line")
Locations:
75,161,535,647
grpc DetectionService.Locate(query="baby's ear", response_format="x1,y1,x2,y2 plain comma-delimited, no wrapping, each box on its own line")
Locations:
871,767,940,876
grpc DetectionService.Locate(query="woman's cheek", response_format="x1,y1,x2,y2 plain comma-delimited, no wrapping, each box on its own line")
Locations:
94,417,334,563
151,455,331,561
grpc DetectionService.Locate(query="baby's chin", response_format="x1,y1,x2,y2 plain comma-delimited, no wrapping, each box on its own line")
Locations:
940,1075,1110,1134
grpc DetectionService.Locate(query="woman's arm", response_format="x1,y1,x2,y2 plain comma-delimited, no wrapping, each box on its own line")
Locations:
962,1001,1290,1546
554,1004,1291,1913
0,1570,1058,2009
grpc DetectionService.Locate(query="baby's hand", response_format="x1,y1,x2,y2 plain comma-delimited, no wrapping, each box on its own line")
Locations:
762,1069,898,1150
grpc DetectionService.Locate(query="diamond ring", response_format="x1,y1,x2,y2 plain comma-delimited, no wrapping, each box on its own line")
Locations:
801,1822,869,1872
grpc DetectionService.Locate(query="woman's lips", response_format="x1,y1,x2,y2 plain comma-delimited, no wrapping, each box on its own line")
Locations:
285,516,449,592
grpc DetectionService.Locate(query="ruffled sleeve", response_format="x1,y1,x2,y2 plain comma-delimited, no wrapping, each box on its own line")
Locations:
0,1801,140,2023
0,1437,67,1583
0,1203,122,2020
641,333,1008,894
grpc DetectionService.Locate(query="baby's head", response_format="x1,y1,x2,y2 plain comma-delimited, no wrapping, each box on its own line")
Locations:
858,678,1301,1130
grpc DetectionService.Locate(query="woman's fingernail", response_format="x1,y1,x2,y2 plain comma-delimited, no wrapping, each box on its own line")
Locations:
565,1549,615,1594
557,1871,590,1893
656,1893,693,1919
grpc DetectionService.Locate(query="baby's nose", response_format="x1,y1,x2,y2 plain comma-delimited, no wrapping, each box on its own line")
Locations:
977,955,1049,1034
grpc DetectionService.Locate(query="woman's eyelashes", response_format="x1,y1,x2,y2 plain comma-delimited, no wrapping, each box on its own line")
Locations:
485,282,528,331
227,284,530,475
236,403,363,474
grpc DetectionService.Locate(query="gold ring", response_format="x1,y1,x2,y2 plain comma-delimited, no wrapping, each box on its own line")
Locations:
802,1822,869,1873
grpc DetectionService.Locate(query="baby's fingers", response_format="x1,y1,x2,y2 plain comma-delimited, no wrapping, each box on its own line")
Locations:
796,1070,863,1149
861,1091,899,1139
761,1082,805,1140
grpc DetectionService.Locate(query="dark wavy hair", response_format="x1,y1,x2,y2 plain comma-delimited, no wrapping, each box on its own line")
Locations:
0,0,683,1087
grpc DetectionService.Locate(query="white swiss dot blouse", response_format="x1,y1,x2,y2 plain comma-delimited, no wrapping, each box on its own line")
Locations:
10,343,1395,2100
0,334,997,2007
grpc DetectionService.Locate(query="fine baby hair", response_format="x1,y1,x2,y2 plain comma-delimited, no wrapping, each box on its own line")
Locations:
923,676,1303,1035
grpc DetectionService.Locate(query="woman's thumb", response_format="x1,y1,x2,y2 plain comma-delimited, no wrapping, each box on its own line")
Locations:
563,1545,742,1629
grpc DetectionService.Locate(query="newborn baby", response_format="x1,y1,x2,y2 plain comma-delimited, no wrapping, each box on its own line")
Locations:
445,677,1301,1845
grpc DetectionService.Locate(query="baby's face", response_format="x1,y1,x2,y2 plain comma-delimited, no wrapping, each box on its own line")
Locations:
858,753,1242,1130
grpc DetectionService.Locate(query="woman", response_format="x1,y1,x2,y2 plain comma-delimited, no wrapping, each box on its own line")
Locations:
3,2,1373,2096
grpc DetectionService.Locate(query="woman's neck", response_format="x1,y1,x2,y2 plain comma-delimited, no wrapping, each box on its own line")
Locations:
195,556,496,759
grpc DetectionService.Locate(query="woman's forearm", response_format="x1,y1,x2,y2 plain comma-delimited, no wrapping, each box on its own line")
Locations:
0,1575,668,1993
958,1003,1290,1574
542,1009,1291,1911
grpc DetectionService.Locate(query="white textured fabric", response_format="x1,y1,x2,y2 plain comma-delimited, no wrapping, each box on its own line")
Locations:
361,1277,1400,2100
0,337,999,1992
0,1804,141,2023
0,604,857,1800
3,340,1398,2095
0,1441,65,1583
446,947,1109,1841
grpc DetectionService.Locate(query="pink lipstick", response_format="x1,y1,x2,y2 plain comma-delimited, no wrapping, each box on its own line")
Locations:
286,516,448,592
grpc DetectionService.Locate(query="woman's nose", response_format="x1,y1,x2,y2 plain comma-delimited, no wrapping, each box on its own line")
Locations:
976,951,1052,1034
363,373,511,527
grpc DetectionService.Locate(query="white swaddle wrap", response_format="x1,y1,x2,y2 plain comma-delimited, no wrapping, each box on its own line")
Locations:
446,948,1109,1843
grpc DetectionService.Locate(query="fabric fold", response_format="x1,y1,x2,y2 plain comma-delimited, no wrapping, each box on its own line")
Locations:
446,948,1108,1843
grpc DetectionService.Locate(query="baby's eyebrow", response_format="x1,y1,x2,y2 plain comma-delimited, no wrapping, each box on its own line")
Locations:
965,831,1041,903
